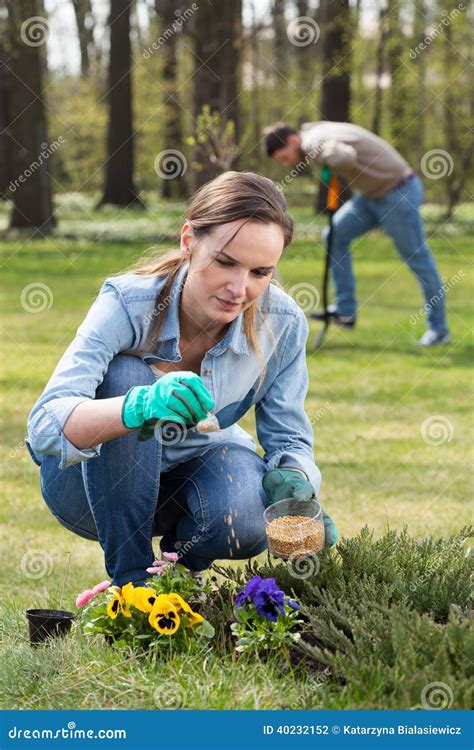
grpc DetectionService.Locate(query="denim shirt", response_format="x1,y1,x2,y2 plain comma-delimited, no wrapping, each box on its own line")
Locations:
26,264,321,494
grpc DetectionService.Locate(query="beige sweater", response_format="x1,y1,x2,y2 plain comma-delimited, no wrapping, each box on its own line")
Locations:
300,122,412,198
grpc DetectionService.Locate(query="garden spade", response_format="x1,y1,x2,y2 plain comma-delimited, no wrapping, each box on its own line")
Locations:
309,166,342,351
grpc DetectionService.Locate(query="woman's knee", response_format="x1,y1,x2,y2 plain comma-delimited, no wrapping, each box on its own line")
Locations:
184,445,269,561
40,455,99,541
96,354,154,400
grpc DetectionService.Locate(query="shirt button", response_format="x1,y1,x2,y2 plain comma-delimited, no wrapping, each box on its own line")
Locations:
204,369,212,376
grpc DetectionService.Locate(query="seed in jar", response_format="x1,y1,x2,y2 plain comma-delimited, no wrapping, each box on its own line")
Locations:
266,515,325,558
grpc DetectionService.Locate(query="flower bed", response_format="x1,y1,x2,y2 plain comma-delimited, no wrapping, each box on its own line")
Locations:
74,526,473,709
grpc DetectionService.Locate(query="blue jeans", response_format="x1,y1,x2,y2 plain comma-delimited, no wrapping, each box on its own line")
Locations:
40,355,268,586
325,175,448,335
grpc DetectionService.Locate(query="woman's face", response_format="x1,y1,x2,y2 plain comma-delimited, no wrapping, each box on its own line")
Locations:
180,220,285,326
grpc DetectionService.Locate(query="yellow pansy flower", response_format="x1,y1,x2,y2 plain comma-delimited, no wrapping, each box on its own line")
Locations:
106,590,132,619
166,593,204,628
132,587,159,613
148,595,180,635
120,582,135,607
185,610,204,627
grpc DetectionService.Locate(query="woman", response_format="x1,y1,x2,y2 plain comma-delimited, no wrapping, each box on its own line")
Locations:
27,171,337,587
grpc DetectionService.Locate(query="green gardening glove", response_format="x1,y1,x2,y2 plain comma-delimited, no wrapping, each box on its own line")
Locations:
122,371,215,437
262,468,338,547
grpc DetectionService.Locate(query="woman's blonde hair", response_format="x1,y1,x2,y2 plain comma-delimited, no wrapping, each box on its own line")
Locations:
133,171,293,361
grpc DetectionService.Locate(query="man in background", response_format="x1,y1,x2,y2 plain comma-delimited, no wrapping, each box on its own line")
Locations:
264,122,449,346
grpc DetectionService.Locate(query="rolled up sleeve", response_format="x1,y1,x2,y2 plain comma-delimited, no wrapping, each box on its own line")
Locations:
255,311,322,496
26,282,136,470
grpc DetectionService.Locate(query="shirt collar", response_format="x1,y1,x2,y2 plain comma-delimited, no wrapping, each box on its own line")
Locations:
152,263,250,360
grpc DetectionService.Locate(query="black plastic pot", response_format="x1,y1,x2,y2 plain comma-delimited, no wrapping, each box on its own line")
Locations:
25,608,75,646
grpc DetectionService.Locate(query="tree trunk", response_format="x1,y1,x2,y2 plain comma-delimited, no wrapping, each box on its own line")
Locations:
413,0,426,160
294,0,316,116
190,0,242,191
317,0,352,212
71,0,95,79
272,0,288,114
98,0,142,208
249,0,262,169
155,0,186,199
442,20,472,220
6,0,55,233
372,6,389,135
0,7,13,195
386,0,409,153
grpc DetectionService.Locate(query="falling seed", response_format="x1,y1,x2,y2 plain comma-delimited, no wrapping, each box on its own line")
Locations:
231,528,235,539
227,536,231,545
227,514,232,526
229,549,233,557
227,474,233,482
236,539,240,550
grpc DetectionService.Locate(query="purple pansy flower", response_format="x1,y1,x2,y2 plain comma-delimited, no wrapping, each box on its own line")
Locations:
235,576,263,607
235,576,299,622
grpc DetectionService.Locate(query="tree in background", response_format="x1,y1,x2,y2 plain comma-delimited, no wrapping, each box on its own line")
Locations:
317,0,353,212
386,0,412,157
441,10,473,220
71,0,95,80
98,0,142,208
271,0,289,116
0,4,13,196
5,0,55,233
371,4,389,135
155,0,186,199
190,0,242,190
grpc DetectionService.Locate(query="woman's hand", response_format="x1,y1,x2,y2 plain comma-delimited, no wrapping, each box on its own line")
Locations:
122,371,215,429
262,468,338,547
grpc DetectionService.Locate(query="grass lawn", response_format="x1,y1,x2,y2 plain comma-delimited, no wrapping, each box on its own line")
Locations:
0,195,472,710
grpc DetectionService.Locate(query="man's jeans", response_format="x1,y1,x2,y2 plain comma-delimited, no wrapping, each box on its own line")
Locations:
39,355,268,586
325,174,448,335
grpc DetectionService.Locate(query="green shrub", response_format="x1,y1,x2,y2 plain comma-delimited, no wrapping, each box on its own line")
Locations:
212,527,473,709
